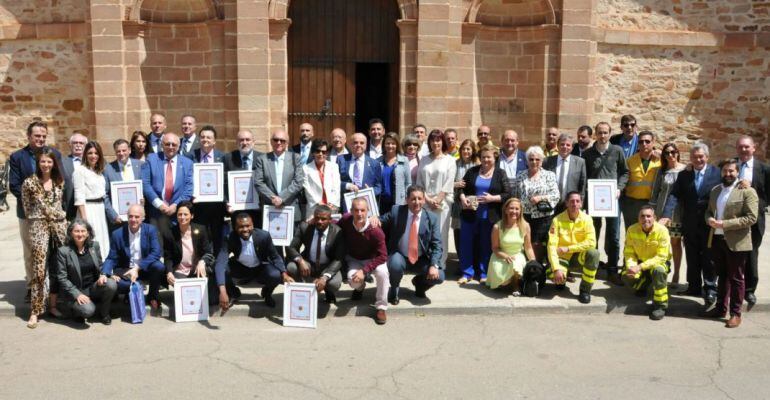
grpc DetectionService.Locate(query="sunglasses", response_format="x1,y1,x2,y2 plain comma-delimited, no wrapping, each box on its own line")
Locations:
662,151,678,156
622,123,636,128
314,149,328,154
271,138,287,143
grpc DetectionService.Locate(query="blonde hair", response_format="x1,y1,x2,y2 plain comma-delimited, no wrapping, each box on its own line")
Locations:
500,197,528,237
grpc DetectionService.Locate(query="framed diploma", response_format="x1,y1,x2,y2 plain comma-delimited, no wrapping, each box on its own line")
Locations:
110,180,143,222
587,179,619,217
173,277,209,322
262,205,295,247
282,282,317,329
193,163,224,202
228,171,258,210
343,187,380,217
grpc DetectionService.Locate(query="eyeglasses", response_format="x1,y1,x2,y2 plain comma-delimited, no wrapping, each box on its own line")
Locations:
406,143,418,147
622,123,636,128
271,138,287,143
638,139,652,144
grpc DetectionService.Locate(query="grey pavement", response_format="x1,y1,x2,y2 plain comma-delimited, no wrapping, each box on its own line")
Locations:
1,313,769,399
1,195,769,320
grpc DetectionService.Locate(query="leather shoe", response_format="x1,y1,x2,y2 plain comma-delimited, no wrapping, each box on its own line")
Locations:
261,288,276,308
388,295,400,305
746,292,757,311
578,291,591,304
700,308,726,319
726,315,742,328
73,316,86,325
704,294,716,308
374,310,387,325
607,273,624,286
101,315,112,325
324,291,337,304
412,276,426,298
351,289,363,301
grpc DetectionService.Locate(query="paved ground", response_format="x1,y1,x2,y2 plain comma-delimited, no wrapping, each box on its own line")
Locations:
1,196,769,321
1,313,768,399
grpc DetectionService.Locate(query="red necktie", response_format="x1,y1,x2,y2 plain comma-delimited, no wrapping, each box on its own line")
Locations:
164,159,174,203
318,164,327,205
408,212,419,264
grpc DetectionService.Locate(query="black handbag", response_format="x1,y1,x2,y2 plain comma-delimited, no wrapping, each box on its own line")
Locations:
535,200,553,213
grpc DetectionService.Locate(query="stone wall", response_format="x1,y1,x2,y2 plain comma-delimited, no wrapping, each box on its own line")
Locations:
0,0,87,24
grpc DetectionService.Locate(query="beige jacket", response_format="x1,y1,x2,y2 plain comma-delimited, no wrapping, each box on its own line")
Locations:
706,184,758,252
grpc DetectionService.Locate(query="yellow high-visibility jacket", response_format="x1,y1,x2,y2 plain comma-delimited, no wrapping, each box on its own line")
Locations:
547,210,597,268
623,222,671,271
625,154,661,200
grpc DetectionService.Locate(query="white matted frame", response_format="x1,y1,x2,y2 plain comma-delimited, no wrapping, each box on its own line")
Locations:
193,163,224,202
282,282,317,329
228,171,258,210
173,277,209,322
343,187,380,217
110,180,143,222
587,179,619,217
262,205,295,247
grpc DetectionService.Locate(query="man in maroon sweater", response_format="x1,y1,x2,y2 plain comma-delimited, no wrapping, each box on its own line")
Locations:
338,197,390,324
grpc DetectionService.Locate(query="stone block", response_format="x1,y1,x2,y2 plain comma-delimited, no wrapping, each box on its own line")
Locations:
724,33,756,48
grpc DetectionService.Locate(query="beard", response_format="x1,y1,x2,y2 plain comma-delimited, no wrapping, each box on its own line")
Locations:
722,175,736,186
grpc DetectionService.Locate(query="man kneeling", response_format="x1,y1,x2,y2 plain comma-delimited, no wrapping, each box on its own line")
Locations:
216,212,293,312
546,191,599,303
286,205,344,304
622,206,671,320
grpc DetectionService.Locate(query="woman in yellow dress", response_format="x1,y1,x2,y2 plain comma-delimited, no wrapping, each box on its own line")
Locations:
487,198,536,295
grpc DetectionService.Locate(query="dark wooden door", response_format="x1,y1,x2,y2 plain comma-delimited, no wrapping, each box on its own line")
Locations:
287,0,399,145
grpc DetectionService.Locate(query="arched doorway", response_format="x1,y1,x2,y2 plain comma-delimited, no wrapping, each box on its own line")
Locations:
287,0,400,143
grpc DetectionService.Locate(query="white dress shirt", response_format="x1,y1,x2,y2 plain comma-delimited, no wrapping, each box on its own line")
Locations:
152,155,178,208
308,227,330,265
368,143,383,160
274,151,285,193
129,227,142,269
715,181,738,235
556,155,571,192
740,158,754,183
237,236,259,268
72,156,82,167
499,150,520,179
398,210,423,259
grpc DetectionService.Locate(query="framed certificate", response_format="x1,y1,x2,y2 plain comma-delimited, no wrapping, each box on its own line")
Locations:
193,163,224,202
587,179,619,217
110,180,143,222
228,171,258,210
343,187,380,217
262,205,295,247
173,277,209,322
282,282,317,329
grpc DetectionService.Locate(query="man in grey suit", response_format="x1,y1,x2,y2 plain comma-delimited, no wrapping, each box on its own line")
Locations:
254,129,305,224
60,133,87,220
544,133,587,215
103,139,143,228
179,114,201,159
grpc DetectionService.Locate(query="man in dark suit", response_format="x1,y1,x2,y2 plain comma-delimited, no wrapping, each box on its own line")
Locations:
216,212,293,311
572,125,594,158
291,122,314,164
179,114,201,159
147,113,167,154
377,185,444,304
498,129,528,187
223,129,262,224
544,133,587,215
9,121,64,300
255,129,305,224
102,204,165,315
735,135,770,309
285,205,345,304
188,125,227,254
660,142,722,304
141,132,194,245
337,132,383,209
104,138,143,229
59,133,87,220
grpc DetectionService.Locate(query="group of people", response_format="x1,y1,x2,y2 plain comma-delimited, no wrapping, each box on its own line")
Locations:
8,113,766,328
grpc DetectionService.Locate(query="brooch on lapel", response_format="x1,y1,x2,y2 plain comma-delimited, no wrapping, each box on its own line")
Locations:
193,229,200,235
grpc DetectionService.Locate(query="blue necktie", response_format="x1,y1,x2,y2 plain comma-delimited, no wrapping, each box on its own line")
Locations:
243,155,250,170
353,159,362,187
740,162,748,180
695,170,703,192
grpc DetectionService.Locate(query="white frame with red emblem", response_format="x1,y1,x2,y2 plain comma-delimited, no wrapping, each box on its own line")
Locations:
262,205,295,246
587,179,619,217
173,277,209,322
282,282,317,329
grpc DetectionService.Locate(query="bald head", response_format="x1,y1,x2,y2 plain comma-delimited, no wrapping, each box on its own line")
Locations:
350,132,367,157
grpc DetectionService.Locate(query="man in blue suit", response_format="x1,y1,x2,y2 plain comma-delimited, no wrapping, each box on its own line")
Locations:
498,129,528,187
141,132,194,245
660,142,722,304
337,132,382,210
102,204,165,315
104,138,144,229
376,185,445,304
190,125,226,254
9,121,64,300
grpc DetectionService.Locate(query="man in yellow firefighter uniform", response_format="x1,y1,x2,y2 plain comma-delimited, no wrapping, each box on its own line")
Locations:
622,205,672,320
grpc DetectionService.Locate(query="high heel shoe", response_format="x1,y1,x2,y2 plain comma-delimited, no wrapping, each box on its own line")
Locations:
27,315,38,329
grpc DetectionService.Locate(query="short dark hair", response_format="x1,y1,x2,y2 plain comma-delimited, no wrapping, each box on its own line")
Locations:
199,125,217,138
620,114,636,126
234,212,253,224
427,129,448,153
595,122,611,134
113,138,129,149
314,204,333,215
718,158,738,170
369,118,385,129
639,205,655,216
130,130,150,158
26,121,47,136
638,130,654,141
413,123,427,132
565,191,582,201
66,218,95,249
310,138,329,154
577,125,593,136
177,200,194,215
406,185,425,199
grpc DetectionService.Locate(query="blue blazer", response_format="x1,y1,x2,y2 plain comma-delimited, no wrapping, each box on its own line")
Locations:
141,152,194,218
337,153,383,198
662,164,722,234
497,149,528,174
9,145,63,218
103,158,143,222
101,223,162,275
379,205,443,269
216,228,286,285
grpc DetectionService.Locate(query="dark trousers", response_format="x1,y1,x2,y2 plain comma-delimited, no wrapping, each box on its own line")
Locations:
683,227,717,297
285,261,342,294
745,224,763,295
387,252,445,298
68,279,118,318
194,203,226,255
149,213,173,249
115,262,165,302
592,214,620,274
224,258,282,297
711,235,748,317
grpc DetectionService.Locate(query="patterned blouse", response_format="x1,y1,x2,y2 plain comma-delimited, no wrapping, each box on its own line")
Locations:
21,175,66,222
512,169,561,219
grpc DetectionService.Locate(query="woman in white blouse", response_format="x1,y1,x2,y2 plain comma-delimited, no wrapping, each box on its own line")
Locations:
73,141,110,260
302,138,341,218
417,129,457,267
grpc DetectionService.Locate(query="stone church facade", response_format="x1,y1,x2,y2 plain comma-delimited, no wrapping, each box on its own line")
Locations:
0,0,767,160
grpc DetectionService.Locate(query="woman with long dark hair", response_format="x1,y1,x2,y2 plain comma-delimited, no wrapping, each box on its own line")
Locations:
649,142,686,285
129,130,150,162
74,141,110,260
